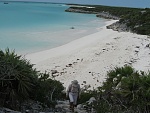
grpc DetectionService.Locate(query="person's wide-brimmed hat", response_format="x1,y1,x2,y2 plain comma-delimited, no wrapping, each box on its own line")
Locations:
72,80,78,84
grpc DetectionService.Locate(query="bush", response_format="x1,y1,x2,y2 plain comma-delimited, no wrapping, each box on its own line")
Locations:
93,66,150,112
0,49,38,110
0,49,64,110
78,90,96,104
33,72,64,108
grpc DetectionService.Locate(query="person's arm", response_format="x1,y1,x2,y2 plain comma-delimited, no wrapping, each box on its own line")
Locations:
66,84,71,97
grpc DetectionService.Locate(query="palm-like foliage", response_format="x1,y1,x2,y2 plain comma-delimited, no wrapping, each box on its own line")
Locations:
0,48,65,111
119,72,150,112
0,49,38,110
94,66,150,112
103,65,135,90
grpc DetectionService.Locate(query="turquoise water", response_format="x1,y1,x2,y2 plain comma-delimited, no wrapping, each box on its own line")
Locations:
0,1,106,54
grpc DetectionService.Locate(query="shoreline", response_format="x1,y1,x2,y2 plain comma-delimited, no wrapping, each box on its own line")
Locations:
26,20,150,89
1,1,107,55
18,24,105,55
25,20,116,64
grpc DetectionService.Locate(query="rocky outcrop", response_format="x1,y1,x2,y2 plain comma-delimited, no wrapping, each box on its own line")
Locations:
65,7,97,14
96,12,120,20
0,99,96,113
0,108,20,113
66,8,120,20
106,21,131,32
65,7,131,33
0,96,97,113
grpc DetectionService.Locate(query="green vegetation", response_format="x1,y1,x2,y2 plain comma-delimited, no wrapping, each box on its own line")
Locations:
66,5,150,35
68,5,142,16
80,66,150,112
120,8,150,35
0,49,64,110
33,72,64,108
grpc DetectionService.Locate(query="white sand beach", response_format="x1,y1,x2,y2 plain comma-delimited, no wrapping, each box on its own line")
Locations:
25,20,150,89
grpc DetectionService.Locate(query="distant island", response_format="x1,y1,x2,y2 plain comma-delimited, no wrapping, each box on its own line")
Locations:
65,4,150,36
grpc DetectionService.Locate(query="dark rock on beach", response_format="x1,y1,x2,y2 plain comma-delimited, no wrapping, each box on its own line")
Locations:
106,21,131,32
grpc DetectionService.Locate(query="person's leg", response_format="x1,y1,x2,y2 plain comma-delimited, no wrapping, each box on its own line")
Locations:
69,93,74,111
73,93,78,106
69,105,71,110
69,92,74,102
71,102,74,112
69,93,78,112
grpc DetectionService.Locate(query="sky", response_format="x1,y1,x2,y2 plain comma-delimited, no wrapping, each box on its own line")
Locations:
2,0,150,8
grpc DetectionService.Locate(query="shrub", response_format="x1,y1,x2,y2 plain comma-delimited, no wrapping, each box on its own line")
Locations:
33,72,64,108
94,66,150,112
0,48,38,110
0,49,64,110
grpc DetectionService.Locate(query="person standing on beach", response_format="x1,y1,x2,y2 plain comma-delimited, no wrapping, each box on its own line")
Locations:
66,80,81,112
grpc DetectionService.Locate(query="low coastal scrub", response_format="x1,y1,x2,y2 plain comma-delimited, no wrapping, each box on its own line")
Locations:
66,5,150,35
0,49,64,111
81,66,150,113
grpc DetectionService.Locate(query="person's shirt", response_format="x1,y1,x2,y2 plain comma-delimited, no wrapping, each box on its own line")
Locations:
67,83,80,94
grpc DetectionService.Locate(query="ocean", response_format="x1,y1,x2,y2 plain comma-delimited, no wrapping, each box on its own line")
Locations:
0,1,107,54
